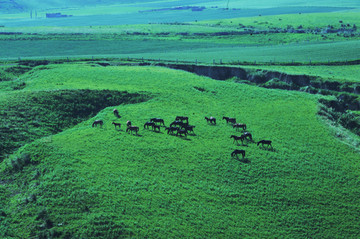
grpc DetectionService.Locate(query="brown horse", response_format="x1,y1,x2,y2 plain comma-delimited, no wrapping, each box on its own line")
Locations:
231,149,245,159
223,116,236,124
170,120,186,128
92,120,103,127
126,126,139,134
230,135,245,144
242,132,253,141
257,140,272,149
182,125,195,134
165,126,179,135
233,123,246,131
112,122,121,129
176,116,189,123
152,124,161,132
176,128,188,137
144,121,155,129
113,109,121,118
205,116,216,125
150,118,165,126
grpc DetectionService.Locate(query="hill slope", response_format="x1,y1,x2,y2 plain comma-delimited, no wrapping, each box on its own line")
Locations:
1,63,360,238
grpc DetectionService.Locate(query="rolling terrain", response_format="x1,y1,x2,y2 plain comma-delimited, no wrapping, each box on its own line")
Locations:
0,62,360,238
0,0,359,238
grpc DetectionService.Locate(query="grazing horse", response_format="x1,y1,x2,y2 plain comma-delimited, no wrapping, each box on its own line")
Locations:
152,124,161,132
231,149,245,159
144,121,155,129
257,140,273,149
233,123,246,131
150,118,165,126
242,132,253,141
113,109,121,118
182,125,195,134
170,120,185,128
205,116,216,125
176,128,188,137
176,116,189,123
165,126,179,135
92,120,103,127
126,126,139,134
230,135,245,144
126,121,132,127
223,116,236,124
112,122,121,129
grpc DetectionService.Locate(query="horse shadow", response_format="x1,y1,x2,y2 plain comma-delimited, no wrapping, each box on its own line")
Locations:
235,143,249,147
260,147,276,152
178,136,191,141
234,157,250,163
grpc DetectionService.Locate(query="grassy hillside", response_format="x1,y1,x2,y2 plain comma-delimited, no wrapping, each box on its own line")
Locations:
1,63,360,238
242,64,360,83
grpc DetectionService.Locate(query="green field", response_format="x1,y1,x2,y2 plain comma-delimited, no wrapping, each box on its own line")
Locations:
1,10,360,63
1,63,360,238
242,64,360,83
1,1,360,238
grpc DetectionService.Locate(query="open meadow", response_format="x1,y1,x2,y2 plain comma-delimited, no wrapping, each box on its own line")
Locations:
0,0,360,238
0,63,360,238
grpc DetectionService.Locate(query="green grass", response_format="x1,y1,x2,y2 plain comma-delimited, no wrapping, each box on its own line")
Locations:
199,11,360,30
1,38,360,64
1,9,360,64
1,63,360,238
242,64,360,83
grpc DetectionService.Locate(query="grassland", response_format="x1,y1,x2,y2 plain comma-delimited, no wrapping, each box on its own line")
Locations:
241,64,360,83
1,63,360,238
0,2,359,238
1,10,360,63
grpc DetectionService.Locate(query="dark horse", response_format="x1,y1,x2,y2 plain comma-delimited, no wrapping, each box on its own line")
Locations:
242,132,253,141
152,124,161,132
176,128,188,137
230,135,245,145
150,118,165,126
205,117,216,125
165,126,179,135
182,125,195,134
126,120,132,127
257,140,273,149
144,121,155,129
170,120,186,128
233,123,246,131
112,122,121,129
223,116,236,124
126,126,139,134
113,108,121,118
231,149,245,159
176,116,189,123
92,120,103,127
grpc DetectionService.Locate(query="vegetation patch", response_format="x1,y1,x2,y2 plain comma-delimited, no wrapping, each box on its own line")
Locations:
0,89,150,161
0,64,359,238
